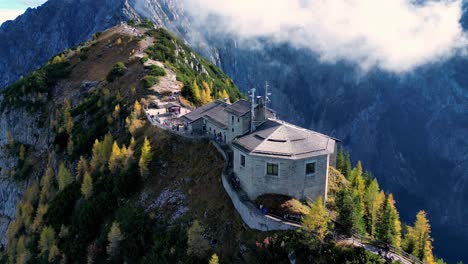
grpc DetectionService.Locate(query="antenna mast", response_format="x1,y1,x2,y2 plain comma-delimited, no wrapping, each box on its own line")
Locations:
250,88,256,132
265,81,271,118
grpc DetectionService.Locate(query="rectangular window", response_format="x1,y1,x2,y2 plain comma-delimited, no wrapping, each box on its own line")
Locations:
306,161,316,175
240,154,246,167
266,162,279,176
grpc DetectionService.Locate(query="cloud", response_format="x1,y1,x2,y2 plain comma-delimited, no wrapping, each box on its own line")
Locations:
0,9,24,25
18,0,47,7
183,0,467,72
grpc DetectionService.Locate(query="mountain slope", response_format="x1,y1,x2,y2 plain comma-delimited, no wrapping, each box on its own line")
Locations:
0,23,398,264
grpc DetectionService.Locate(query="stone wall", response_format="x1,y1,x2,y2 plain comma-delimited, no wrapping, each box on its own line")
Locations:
221,173,298,231
232,145,329,202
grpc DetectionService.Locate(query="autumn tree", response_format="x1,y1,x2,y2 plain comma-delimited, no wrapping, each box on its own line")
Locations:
403,211,436,263
126,101,144,135
16,235,30,264
365,180,384,237
221,90,230,103
76,156,88,181
39,226,59,262
58,162,73,191
187,220,210,258
192,80,201,103
39,166,55,204
139,137,152,179
302,197,329,243
350,161,366,210
209,254,219,264
109,141,123,173
90,134,113,171
107,222,123,257
81,172,93,199
32,204,48,232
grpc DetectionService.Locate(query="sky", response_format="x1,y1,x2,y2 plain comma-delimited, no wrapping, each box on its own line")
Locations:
184,0,467,73
0,0,47,24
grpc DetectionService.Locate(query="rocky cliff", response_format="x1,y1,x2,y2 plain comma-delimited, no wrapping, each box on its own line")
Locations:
1,0,467,261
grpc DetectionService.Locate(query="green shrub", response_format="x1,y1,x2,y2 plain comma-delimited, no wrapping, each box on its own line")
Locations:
107,62,127,82
128,19,136,27
140,19,154,29
140,55,149,64
146,65,166,76
142,75,159,88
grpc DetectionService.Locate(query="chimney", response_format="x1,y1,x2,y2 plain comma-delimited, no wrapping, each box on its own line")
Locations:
254,96,266,124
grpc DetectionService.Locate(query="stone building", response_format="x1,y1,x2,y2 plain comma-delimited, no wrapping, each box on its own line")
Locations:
181,98,336,203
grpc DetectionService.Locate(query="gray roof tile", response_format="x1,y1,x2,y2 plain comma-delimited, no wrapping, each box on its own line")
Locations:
232,119,335,159
225,99,251,116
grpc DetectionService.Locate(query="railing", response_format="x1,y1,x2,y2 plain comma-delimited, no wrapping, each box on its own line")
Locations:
330,216,424,264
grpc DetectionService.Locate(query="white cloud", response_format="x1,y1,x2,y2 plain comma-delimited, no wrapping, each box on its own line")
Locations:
18,0,47,6
0,9,24,25
183,0,467,72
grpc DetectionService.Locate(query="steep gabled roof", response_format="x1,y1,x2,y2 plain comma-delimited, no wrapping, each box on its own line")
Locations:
225,99,251,117
232,119,335,159
180,100,229,129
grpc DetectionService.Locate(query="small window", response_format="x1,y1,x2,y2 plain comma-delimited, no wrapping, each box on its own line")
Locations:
238,118,240,123
209,127,211,131
232,128,234,132
240,154,246,167
266,162,279,176
306,162,316,175
232,116,234,124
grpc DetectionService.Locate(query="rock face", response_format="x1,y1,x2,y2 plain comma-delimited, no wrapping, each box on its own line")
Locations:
1,0,468,261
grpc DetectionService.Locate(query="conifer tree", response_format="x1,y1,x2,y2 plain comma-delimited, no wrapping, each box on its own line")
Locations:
343,152,352,179
375,194,402,247
107,222,123,257
337,189,366,235
16,235,30,264
364,179,382,236
404,211,435,263
40,166,55,204
20,202,34,230
192,80,201,103
58,162,72,191
112,104,121,120
101,134,113,162
32,204,48,232
133,101,142,119
336,147,344,172
302,197,329,242
202,81,213,103
76,156,88,181
351,161,366,210
90,139,102,171
39,226,57,258
200,89,208,105
108,141,122,173
81,172,93,199
139,137,152,179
